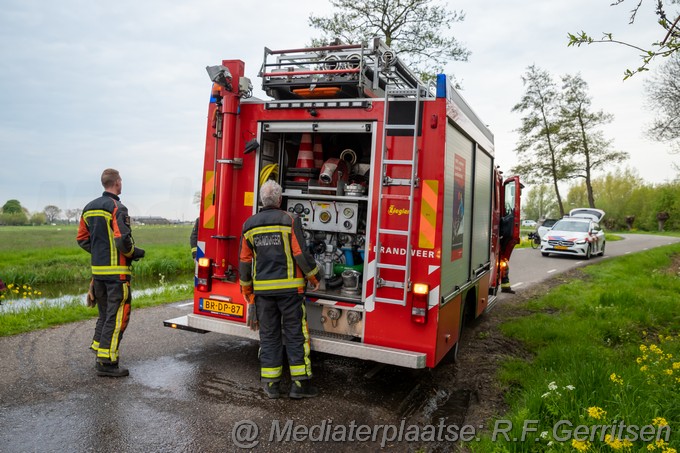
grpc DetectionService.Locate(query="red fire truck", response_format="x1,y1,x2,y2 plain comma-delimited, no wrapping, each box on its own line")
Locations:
165,39,521,368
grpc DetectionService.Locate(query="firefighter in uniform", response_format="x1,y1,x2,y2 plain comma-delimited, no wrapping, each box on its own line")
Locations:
239,180,320,399
77,168,145,377
190,217,199,260
499,209,516,294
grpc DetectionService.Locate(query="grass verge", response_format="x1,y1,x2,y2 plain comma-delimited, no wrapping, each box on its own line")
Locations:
0,283,192,337
468,243,680,452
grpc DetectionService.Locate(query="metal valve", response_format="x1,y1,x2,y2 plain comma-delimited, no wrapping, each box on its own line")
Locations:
327,308,342,328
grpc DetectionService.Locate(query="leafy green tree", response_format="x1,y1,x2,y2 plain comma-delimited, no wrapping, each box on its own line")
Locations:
523,184,559,221
512,65,573,217
567,168,647,230
0,213,28,226
645,52,680,154
1,200,28,225
308,0,470,79
43,205,62,223
30,212,47,226
559,74,629,208
568,0,680,79
2,199,23,214
654,182,680,230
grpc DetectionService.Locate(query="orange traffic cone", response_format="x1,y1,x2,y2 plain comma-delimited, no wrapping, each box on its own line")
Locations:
313,135,324,169
294,133,314,182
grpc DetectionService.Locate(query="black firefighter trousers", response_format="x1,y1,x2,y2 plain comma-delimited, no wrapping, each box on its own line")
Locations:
256,293,312,382
91,280,131,365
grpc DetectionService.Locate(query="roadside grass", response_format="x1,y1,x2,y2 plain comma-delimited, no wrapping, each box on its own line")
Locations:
469,243,680,452
0,225,195,336
0,283,192,337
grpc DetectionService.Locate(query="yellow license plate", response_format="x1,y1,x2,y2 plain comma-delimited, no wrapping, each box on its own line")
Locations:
554,245,568,250
201,298,244,318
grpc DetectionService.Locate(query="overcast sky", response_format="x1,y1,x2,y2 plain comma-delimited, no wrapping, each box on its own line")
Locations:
1,0,676,221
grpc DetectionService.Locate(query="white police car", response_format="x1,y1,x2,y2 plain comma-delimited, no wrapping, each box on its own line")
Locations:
540,208,605,259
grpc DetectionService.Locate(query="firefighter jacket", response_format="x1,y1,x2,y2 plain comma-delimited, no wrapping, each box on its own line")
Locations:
239,207,318,295
76,192,137,281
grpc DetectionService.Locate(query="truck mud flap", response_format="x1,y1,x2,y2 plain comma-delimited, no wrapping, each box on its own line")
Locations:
164,314,427,369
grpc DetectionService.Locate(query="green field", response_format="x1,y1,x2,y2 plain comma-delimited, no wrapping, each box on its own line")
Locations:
0,225,195,336
0,224,195,285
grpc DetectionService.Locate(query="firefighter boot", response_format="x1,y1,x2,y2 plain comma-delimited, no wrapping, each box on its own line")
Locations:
263,381,281,399
289,379,318,399
96,361,130,377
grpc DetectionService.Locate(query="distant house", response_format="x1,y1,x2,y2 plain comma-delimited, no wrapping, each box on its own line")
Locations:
132,216,170,225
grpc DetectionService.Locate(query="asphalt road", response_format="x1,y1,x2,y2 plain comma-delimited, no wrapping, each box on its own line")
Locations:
1,234,677,452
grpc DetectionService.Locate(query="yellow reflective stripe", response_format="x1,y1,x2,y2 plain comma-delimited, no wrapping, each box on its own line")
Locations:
83,210,112,220
97,348,110,360
305,268,319,278
109,284,129,362
253,278,305,291
90,340,100,351
243,225,291,240
239,279,253,286
301,303,312,377
290,364,307,377
92,266,131,275
261,367,282,379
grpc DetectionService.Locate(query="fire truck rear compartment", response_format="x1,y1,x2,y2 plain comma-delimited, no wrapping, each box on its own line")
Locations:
259,129,372,305
257,128,373,339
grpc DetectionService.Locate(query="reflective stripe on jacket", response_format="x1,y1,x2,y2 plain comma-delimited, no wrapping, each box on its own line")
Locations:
76,192,136,281
239,207,318,295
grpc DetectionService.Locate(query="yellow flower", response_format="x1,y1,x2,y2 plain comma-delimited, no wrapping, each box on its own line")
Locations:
572,439,590,452
673,362,680,370
7,283,13,289
650,344,663,355
587,406,607,420
606,437,625,450
640,345,648,352
652,417,668,427
663,448,677,453
665,369,674,376
610,373,624,385
641,365,649,372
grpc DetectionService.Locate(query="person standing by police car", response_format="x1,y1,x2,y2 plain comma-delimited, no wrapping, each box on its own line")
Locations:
77,168,145,377
239,180,320,399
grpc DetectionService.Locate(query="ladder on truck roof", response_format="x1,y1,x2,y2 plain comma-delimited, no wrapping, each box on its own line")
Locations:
372,86,424,306
259,38,427,100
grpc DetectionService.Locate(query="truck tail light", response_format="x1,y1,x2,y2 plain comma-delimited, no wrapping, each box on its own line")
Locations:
499,258,509,279
411,283,430,324
197,257,212,292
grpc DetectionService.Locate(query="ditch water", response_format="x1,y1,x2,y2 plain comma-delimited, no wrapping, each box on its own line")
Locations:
0,274,193,313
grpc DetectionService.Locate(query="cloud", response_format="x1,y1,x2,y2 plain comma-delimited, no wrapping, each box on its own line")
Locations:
0,0,676,220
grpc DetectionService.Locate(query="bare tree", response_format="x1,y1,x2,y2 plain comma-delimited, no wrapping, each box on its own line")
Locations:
64,208,82,224
568,0,680,79
43,205,62,223
309,0,470,79
645,52,680,153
